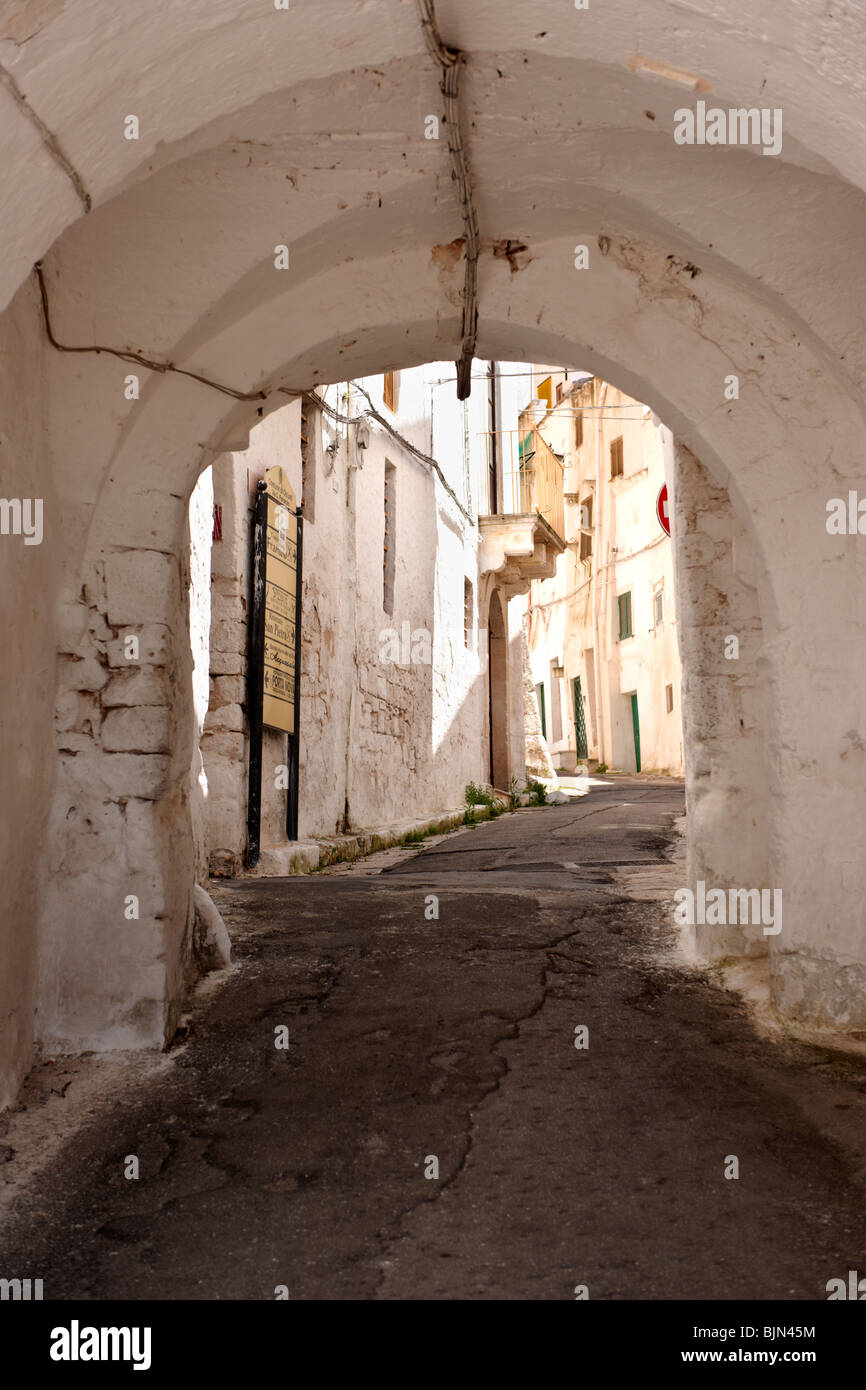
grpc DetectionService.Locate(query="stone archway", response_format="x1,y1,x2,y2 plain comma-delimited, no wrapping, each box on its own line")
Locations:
28,254,862,1066
3,1,866,1104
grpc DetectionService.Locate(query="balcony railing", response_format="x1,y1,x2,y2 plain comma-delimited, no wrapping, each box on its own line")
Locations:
477,428,565,542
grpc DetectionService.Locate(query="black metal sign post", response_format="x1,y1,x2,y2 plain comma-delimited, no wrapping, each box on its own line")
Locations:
286,509,303,841
246,479,268,867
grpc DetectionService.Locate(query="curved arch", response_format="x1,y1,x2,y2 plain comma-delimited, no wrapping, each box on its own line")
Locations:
5,1,866,315
5,1,866,1101
31,221,860,1055
486,589,509,791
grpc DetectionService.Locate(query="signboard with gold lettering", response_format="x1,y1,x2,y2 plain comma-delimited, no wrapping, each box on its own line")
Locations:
262,464,298,734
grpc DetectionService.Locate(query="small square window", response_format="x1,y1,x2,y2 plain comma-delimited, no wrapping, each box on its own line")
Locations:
383,461,396,615
579,495,593,560
610,435,624,478
383,370,400,413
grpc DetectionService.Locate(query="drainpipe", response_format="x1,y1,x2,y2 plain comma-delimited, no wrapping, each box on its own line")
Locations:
591,380,608,766
343,380,358,832
488,359,499,513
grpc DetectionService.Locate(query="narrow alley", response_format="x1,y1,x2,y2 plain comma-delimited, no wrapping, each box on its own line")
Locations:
4,1,866,1348
3,780,865,1303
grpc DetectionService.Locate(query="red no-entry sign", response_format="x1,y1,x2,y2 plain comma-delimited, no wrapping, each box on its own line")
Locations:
657,483,671,536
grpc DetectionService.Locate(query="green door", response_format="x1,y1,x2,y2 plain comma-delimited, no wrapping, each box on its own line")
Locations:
630,693,641,772
535,682,546,739
572,677,588,759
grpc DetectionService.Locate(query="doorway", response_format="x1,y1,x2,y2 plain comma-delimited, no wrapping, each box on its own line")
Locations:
630,693,641,773
488,590,509,790
573,676,588,760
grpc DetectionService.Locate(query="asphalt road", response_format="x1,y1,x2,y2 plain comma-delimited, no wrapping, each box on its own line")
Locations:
3,778,866,1300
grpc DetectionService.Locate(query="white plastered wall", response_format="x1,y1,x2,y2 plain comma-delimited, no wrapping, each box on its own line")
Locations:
188,369,490,871
671,439,770,963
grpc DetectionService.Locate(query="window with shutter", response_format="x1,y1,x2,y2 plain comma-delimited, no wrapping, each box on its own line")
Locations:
610,435,624,478
618,591,633,640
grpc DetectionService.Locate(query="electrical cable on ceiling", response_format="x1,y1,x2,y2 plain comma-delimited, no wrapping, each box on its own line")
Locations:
35,265,647,478
416,0,479,402
36,266,646,498
37,261,647,421
34,262,267,402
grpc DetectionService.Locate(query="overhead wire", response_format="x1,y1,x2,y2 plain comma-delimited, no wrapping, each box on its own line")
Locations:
37,260,650,422
34,261,267,402
416,0,479,400
293,381,474,525
36,266,651,513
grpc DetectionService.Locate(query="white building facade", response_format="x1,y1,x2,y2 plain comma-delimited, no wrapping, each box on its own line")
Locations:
515,371,684,776
187,361,539,879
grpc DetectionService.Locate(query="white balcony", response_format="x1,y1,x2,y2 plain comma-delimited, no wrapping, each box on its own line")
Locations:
477,427,566,591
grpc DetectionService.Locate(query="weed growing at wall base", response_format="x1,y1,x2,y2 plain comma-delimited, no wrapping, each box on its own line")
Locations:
526,779,547,805
465,781,493,810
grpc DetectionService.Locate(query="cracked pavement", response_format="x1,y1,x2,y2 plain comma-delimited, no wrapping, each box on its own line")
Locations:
3,777,866,1300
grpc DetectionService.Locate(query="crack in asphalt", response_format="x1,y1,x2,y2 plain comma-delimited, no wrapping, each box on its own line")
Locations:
12,782,866,1300
371,912,595,1293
